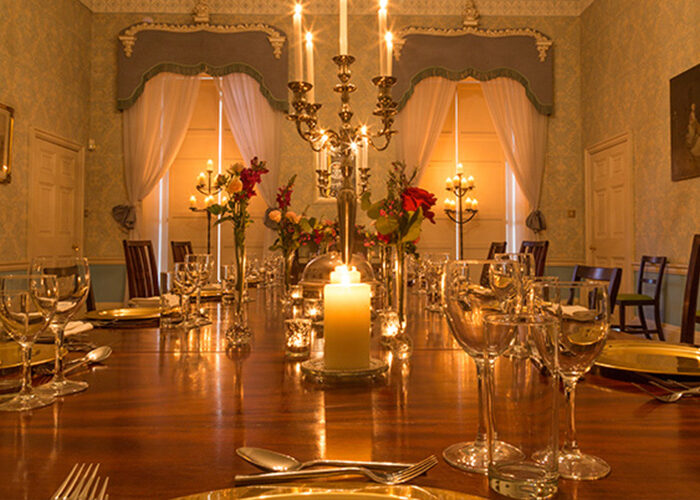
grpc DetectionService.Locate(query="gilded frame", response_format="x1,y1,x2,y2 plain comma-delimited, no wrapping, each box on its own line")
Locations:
0,103,14,184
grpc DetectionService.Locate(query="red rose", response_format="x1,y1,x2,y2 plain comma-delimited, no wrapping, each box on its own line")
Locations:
376,232,393,244
401,187,437,223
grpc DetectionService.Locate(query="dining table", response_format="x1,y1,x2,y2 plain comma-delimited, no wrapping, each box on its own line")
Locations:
0,287,699,499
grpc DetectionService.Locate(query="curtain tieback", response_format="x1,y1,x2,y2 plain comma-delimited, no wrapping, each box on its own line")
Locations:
526,209,546,233
112,205,137,233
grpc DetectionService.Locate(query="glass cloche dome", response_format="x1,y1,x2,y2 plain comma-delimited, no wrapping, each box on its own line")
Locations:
299,251,376,296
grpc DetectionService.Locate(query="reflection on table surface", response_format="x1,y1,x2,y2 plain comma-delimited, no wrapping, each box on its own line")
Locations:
0,289,699,499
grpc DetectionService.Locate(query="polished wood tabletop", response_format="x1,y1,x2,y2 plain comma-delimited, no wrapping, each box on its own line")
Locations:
1,288,699,499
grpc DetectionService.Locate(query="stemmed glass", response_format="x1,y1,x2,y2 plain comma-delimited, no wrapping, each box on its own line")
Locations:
185,254,212,324
532,281,611,480
0,274,58,411
173,262,197,329
30,257,91,396
442,260,521,473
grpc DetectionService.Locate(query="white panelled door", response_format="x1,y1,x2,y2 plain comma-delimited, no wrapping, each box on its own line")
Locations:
585,132,633,290
29,129,84,259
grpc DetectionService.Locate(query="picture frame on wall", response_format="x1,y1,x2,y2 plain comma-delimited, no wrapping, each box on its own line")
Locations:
0,103,14,184
670,62,700,181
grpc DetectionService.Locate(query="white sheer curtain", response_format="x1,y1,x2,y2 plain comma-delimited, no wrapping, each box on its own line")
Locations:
122,73,201,238
480,78,548,227
217,73,284,207
395,77,458,181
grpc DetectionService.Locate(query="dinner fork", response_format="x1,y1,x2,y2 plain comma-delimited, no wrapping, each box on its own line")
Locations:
234,454,438,486
51,463,109,500
633,383,700,403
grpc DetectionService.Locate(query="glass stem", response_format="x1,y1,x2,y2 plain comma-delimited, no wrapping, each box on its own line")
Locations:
474,358,488,446
53,323,66,382
182,295,191,323
563,378,580,453
195,287,202,315
20,344,33,396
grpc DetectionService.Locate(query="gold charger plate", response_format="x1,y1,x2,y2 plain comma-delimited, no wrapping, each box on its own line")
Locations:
0,343,56,370
596,339,700,376
85,307,162,321
172,483,485,500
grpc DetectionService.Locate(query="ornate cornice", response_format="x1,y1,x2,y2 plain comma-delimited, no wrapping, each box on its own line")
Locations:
119,21,286,59
394,25,552,63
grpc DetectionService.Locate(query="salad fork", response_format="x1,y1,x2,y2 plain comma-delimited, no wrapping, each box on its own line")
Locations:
51,463,109,500
633,383,700,403
234,454,438,486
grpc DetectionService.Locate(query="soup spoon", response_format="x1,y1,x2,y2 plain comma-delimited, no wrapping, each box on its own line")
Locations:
237,447,413,472
63,346,113,375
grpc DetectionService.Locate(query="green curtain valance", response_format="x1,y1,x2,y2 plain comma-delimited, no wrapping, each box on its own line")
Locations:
117,26,289,112
394,30,554,115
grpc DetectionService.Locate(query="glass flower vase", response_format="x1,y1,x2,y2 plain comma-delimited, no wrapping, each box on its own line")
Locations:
233,232,246,316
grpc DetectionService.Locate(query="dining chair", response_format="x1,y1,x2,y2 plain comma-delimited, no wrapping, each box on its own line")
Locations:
571,264,623,314
486,241,507,259
680,234,700,344
615,256,667,340
122,240,159,299
171,240,193,264
519,240,549,276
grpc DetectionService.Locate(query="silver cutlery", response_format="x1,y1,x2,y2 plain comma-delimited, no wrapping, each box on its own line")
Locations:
633,383,700,403
234,454,438,486
237,446,414,472
36,346,112,376
51,463,109,500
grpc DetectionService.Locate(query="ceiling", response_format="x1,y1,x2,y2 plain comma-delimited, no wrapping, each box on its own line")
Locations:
77,0,596,17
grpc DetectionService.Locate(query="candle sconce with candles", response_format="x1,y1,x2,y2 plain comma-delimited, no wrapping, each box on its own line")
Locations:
443,164,479,260
189,159,223,255
287,1,398,267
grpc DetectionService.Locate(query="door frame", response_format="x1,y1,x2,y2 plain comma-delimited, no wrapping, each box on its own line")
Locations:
584,131,634,290
28,128,85,259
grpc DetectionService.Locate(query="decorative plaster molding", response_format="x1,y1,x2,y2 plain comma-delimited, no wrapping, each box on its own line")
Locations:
119,21,286,59
463,0,480,27
83,0,595,17
394,24,553,62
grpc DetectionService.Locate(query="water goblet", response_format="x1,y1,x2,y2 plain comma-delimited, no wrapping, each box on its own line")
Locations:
30,257,91,396
442,260,521,473
532,281,611,480
173,262,197,329
0,274,58,411
185,254,212,323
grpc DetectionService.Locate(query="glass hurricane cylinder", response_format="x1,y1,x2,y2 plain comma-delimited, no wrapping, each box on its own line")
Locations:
383,244,407,329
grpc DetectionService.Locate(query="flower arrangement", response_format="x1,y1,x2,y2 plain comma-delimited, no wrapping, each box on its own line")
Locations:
207,157,268,311
360,161,437,246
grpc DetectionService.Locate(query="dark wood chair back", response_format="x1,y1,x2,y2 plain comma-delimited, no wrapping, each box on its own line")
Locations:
42,263,96,312
637,255,667,300
486,241,507,259
572,264,623,314
519,240,549,276
681,234,700,344
171,241,193,264
123,240,159,299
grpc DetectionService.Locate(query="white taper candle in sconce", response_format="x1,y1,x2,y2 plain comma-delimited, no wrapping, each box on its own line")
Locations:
378,0,387,75
339,0,348,55
471,199,478,210
361,125,369,171
293,3,304,81
197,172,206,185
189,195,197,208
384,31,393,76
456,162,463,174
324,265,371,370
206,158,214,172
305,31,315,102
467,175,475,187
445,177,453,190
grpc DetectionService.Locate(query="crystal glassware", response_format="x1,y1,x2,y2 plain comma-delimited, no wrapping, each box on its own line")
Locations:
442,259,521,473
30,257,91,397
0,274,58,411
173,262,197,329
185,253,212,324
284,318,312,359
532,281,611,480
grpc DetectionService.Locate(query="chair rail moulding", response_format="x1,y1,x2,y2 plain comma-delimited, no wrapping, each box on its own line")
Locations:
393,1,553,115
116,2,288,112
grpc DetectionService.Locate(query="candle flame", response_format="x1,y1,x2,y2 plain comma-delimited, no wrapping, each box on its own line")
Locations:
305,31,313,43
294,3,302,15
385,31,393,44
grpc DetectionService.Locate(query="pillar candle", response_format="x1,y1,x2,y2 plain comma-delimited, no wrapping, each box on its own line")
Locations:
384,31,393,76
293,4,304,81
339,0,348,55
324,265,371,370
377,2,387,75
305,32,315,102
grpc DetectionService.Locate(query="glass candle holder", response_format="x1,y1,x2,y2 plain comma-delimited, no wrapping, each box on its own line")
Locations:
379,310,401,339
303,298,322,322
284,318,312,359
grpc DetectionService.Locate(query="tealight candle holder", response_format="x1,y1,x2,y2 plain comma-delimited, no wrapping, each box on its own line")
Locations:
284,318,313,359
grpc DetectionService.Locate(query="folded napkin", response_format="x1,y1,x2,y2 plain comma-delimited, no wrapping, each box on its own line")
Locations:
128,294,179,308
65,321,94,336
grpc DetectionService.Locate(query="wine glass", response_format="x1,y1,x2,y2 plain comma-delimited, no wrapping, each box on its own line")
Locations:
442,260,521,473
425,254,449,312
30,257,91,396
0,274,58,411
185,254,212,324
532,281,611,480
173,262,197,329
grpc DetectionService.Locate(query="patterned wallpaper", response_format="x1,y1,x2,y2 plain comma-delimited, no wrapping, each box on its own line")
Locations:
83,10,583,263
581,0,700,264
0,0,91,265
80,0,594,16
